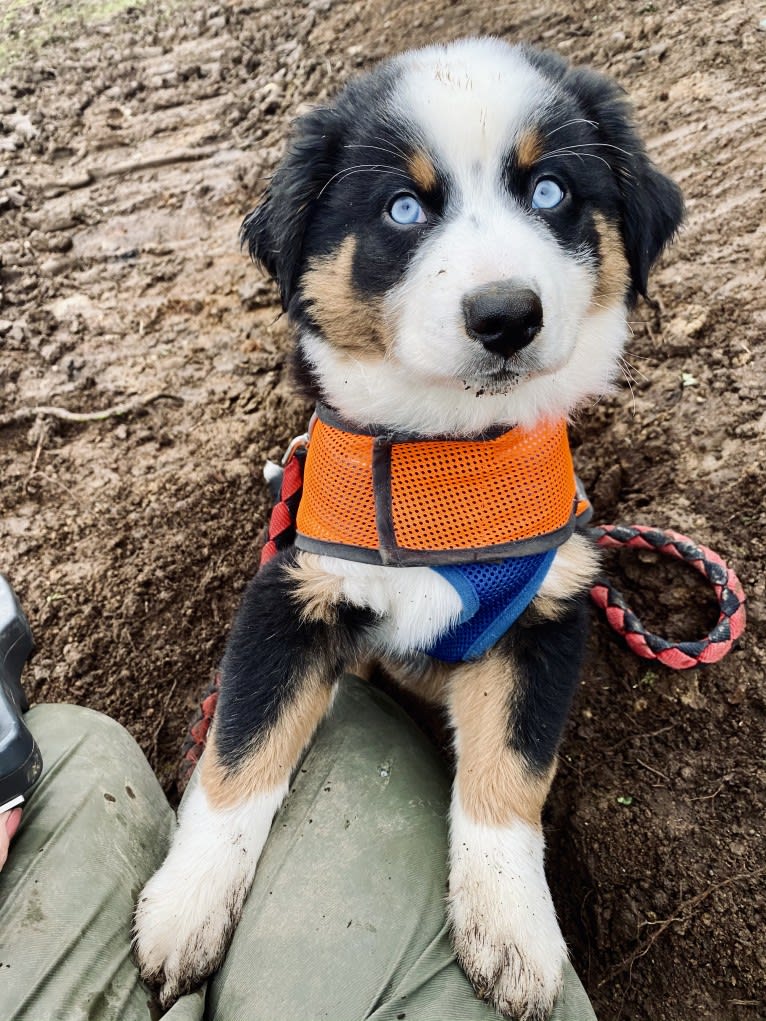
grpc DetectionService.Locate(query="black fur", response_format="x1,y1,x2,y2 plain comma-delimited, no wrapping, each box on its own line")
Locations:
241,64,403,311
503,596,590,772
240,105,345,310
244,46,682,343
215,550,377,771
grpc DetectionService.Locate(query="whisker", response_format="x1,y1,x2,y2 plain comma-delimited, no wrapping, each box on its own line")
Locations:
618,358,638,414
318,164,411,198
372,134,411,161
551,141,635,158
344,143,406,163
545,118,600,137
621,356,648,381
539,149,612,169
334,167,412,185
588,299,635,336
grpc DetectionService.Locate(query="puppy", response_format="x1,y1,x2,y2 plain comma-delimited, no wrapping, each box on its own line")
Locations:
135,37,682,1019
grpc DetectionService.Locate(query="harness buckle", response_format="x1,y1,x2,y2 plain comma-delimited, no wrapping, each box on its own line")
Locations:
263,414,316,500
281,430,310,466
281,410,317,465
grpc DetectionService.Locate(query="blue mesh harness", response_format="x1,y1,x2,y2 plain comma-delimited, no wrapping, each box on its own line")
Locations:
425,551,557,662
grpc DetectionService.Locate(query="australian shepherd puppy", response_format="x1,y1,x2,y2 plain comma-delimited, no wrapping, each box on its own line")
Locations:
135,37,682,1019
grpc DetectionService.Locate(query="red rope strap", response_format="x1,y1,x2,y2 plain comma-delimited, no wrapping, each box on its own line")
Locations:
178,446,307,789
588,524,746,670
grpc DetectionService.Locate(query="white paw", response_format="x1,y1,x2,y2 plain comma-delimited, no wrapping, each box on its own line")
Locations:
449,802,566,1020
133,781,286,1008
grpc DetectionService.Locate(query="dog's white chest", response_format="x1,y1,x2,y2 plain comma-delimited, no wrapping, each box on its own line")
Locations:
313,555,464,655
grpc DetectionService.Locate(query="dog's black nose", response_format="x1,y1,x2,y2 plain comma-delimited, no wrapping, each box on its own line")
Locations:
462,282,543,359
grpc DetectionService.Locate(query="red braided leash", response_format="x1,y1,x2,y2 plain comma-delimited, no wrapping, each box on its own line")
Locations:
179,672,221,786
588,524,746,670
179,444,307,787
179,451,747,788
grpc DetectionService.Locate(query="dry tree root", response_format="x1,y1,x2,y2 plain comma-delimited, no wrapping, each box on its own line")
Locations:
0,391,181,429
601,866,766,986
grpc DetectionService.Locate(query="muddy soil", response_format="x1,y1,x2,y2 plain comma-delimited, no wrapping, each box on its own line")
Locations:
1,1,764,1018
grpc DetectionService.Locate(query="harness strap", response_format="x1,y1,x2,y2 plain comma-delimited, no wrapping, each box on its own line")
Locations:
295,405,581,566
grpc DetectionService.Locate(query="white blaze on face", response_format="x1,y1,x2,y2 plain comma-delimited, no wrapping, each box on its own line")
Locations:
393,38,552,189
385,39,595,387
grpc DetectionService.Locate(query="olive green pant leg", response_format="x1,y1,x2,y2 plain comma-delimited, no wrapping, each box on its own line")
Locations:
206,676,596,1021
1,690,595,1021
0,703,203,1021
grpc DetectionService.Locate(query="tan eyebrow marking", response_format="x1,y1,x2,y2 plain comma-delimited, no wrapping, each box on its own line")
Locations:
406,149,438,192
516,127,545,170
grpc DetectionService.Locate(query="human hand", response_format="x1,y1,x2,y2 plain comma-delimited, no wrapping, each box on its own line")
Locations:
0,808,22,871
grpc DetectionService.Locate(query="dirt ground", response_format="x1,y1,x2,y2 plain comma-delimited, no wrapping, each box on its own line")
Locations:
1,0,764,1018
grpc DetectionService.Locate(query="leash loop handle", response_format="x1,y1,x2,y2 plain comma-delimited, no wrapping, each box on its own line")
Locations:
588,524,746,670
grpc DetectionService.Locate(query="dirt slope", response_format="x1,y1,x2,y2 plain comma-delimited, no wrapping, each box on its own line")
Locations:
1,1,764,1018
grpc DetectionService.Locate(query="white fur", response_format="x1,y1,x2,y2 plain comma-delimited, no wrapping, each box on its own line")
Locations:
313,553,464,656
393,39,558,180
134,778,287,1007
304,302,625,436
449,791,567,1019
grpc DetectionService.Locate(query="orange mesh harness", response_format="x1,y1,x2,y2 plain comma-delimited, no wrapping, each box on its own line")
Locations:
295,405,591,567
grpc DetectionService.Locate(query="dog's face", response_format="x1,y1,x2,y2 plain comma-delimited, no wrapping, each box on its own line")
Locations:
244,38,682,434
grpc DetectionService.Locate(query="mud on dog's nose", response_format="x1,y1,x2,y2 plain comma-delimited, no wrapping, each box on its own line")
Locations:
462,282,543,359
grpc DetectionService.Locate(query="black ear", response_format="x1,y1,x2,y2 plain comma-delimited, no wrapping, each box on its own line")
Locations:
617,144,685,301
241,106,343,310
564,66,684,302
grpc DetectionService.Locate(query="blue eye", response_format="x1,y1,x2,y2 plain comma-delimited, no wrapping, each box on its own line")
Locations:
531,178,565,210
389,194,426,225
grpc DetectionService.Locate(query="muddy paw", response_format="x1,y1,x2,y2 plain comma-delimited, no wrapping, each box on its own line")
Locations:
133,839,249,1007
452,918,565,1020
449,815,566,1020
133,781,285,1007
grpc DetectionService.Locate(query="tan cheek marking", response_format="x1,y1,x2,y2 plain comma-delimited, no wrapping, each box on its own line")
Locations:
406,150,438,192
532,532,600,621
449,657,554,827
516,127,545,171
284,551,345,624
301,236,392,354
592,211,629,307
202,677,334,809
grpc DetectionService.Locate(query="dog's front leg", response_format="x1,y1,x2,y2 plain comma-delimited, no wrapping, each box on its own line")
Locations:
134,551,374,1007
447,601,588,1021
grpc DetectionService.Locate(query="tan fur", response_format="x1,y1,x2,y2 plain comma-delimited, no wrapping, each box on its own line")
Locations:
381,654,452,706
592,212,629,307
515,127,545,170
285,551,345,623
202,677,334,809
531,531,600,621
302,237,391,353
449,657,554,827
407,149,438,192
